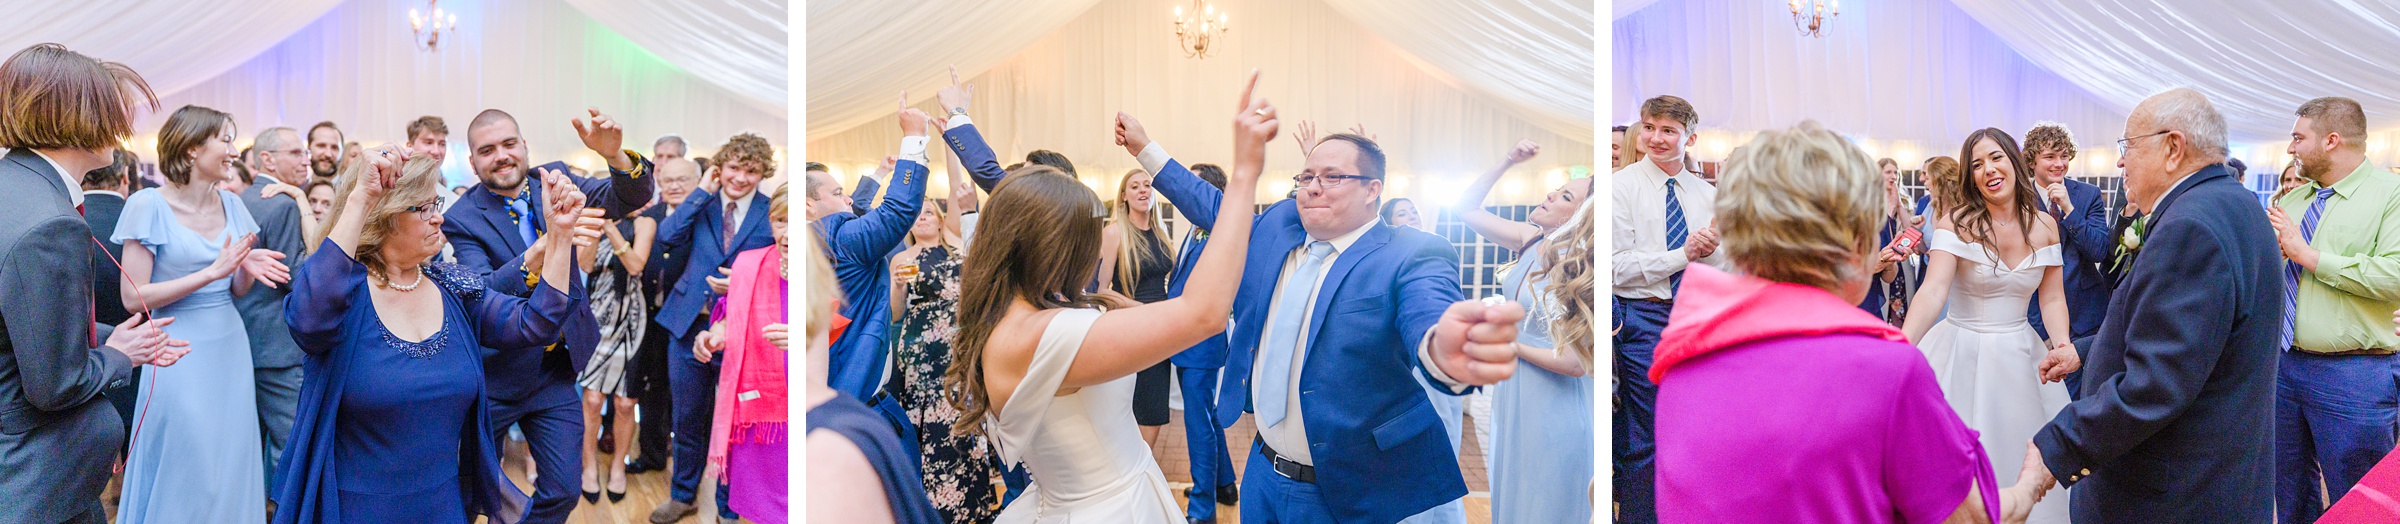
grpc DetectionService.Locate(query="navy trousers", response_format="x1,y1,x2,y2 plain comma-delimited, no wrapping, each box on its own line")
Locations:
1178,364,1238,520
488,377,584,524
1613,298,1669,524
2276,350,2398,524
669,318,737,518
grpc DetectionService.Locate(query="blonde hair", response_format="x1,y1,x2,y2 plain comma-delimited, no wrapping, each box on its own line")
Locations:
1615,127,1646,171
806,238,840,344
1537,196,1596,369
1715,121,1884,292
319,155,445,277
1109,168,1176,292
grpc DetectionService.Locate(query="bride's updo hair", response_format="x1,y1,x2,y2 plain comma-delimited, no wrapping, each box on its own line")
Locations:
1714,120,1885,293
945,164,1109,436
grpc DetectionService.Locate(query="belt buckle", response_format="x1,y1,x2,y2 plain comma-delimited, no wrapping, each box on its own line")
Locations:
1274,458,1301,480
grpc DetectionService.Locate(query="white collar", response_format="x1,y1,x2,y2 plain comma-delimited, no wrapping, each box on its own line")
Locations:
31,150,83,207
1311,215,1379,253
82,189,125,198
1639,155,1691,186
723,189,759,214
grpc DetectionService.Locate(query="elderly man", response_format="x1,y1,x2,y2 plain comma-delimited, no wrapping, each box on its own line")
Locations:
2265,96,2400,523
2022,88,2281,522
230,126,312,486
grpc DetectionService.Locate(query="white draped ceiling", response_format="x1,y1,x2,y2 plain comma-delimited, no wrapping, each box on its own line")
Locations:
808,0,1595,205
1,0,787,177
1617,0,2400,174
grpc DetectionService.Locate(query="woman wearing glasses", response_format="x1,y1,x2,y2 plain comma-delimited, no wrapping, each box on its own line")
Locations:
270,147,591,523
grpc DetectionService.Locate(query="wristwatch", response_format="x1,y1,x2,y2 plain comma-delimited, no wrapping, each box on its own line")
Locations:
948,107,969,117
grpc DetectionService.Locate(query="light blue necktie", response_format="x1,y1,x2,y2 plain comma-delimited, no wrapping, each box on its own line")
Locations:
2282,187,2337,350
1257,241,1334,429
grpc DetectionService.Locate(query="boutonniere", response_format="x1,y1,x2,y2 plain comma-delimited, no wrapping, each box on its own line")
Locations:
2112,214,2150,268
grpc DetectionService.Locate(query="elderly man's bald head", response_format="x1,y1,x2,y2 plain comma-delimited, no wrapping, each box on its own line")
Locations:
2129,88,2228,160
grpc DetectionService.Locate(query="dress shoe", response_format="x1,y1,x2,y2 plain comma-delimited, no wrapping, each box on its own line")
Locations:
627,457,667,474
649,499,697,523
1187,516,1217,524
1216,483,1239,505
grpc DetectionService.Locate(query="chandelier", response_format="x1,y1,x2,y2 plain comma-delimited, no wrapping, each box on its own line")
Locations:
1790,0,1839,38
409,1,459,51
1173,0,1231,59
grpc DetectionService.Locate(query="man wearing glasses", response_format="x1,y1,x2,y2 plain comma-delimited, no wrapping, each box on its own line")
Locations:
1114,107,1524,524
236,126,314,488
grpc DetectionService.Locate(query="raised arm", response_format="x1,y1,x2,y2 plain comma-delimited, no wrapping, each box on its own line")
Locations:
1062,70,1273,388
2060,186,2114,266
830,100,932,263
1456,140,1547,252
469,174,588,349
568,107,657,218
117,227,258,312
937,65,1008,193
1117,111,1225,227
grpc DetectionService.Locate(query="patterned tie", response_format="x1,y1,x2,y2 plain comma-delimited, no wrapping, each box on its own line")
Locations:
724,200,741,247
1665,178,1689,292
2281,187,2337,350
1256,241,1334,429
504,193,537,247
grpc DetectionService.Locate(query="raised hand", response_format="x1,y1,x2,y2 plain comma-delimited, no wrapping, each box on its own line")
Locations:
1506,139,1541,164
1429,299,1524,386
1293,120,1318,156
1231,69,1279,179
206,234,259,280
762,323,789,350
571,107,626,157
879,155,899,175
2044,183,2074,216
1348,123,1377,143
2038,340,2081,383
899,93,931,137
1114,112,1152,158
242,248,291,288
937,65,974,114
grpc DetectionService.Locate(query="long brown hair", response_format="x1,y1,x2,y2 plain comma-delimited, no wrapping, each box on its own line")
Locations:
946,166,1108,436
1947,128,2041,249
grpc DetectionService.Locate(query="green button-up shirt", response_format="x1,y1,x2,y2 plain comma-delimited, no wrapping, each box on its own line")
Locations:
2278,160,2400,353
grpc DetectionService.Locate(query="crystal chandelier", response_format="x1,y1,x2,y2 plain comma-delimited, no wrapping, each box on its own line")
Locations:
1174,0,1231,59
1790,0,1839,38
409,1,459,51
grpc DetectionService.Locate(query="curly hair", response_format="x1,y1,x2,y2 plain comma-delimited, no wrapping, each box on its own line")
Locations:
2022,122,2078,161
716,132,777,175
1538,197,1596,369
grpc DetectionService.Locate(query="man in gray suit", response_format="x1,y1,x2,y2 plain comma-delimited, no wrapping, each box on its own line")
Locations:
230,125,311,485
0,43,186,524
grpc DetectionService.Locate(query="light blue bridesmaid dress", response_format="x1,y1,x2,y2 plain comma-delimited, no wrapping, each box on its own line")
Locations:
111,188,266,523
1489,241,1595,523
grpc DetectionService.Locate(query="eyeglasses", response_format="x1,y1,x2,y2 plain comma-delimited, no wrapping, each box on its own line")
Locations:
2116,130,2172,156
1292,174,1375,189
402,199,442,221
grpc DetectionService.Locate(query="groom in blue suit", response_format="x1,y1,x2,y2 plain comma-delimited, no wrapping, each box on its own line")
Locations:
2020,123,2114,399
442,108,653,523
2025,89,2280,522
1115,110,1525,524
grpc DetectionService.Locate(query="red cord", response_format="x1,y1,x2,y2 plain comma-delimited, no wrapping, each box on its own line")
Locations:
90,236,159,448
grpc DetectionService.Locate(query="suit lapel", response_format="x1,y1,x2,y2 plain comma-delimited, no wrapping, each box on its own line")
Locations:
469,188,529,255
1301,224,1392,361
727,193,772,252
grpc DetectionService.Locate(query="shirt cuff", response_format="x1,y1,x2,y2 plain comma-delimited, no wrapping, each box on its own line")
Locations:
2314,252,2353,282
618,150,647,178
1417,331,1470,393
900,136,932,166
945,114,973,130
1137,142,1173,175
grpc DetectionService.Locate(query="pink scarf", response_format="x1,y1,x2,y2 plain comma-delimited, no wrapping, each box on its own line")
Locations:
708,244,788,470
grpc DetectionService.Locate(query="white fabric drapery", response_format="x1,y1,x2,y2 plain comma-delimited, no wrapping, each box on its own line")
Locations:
1951,0,2400,161
125,0,786,183
0,0,344,97
1614,0,2133,175
1318,0,1594,138
809,0,1594,205
805,0,1106,140
564,0,788,115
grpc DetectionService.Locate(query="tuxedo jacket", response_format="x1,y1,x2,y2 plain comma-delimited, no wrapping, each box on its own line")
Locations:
442,157,652,400
2033,164,2280,522
0,148,134,523
1152,154,1469,524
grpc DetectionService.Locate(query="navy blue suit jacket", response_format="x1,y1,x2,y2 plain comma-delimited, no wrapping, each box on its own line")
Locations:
817,160,928,401
1151,155,1469,524
2032,164,2280,521
2028,179,2112,341
654,189,779,341
442,157,652,400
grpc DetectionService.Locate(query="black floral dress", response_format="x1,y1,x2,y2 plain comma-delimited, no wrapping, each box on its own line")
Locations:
892,245,1001,523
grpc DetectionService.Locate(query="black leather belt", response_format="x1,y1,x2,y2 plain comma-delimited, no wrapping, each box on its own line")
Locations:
1258,439,1316,483
2293,346,2397,356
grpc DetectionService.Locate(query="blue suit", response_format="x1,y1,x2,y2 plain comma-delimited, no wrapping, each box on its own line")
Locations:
2029,179,2112,398
851,174,880,214
652,186,778,514
2032,164,2281,522
1162,193,1238,520
441,156,651,523
1151,156,1469,524
817,157,928,446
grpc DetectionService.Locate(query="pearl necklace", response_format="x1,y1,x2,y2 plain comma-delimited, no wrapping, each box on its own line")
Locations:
380,266,426,291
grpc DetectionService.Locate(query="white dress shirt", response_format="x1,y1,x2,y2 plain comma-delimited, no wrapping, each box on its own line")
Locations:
1612,157,1724,299
721,189,759,242
1254,218,1378,466
33,150,84,207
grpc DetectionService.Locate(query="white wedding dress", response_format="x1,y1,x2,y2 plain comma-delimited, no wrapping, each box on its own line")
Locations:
1919,229,2072,523
990,308,1180,523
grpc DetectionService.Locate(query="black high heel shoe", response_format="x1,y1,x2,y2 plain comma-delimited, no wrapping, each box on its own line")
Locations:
582,489,601,504
608,488,627,503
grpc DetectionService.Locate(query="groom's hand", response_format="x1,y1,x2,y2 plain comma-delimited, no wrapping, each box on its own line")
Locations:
1431,299,1523,386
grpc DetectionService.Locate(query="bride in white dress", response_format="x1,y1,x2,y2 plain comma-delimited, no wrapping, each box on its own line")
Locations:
1901,128,2083,523
940,72,1276,523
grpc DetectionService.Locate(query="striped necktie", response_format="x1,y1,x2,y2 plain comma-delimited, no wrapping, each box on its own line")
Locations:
2282,187,2337,350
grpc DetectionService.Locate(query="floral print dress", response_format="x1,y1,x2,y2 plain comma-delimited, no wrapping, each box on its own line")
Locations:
893,245,1002,523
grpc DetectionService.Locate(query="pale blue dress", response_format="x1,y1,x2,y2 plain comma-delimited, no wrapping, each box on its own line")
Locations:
112,188,267,523
1489,242,1595,523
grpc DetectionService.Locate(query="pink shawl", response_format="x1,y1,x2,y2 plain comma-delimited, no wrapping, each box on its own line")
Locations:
708,244,788,470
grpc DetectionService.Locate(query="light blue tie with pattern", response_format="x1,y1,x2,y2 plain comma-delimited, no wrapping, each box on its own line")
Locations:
2282,187,2337,350
1257,241,1335,429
